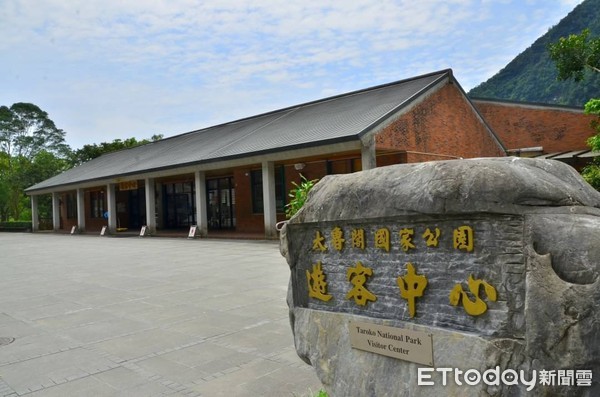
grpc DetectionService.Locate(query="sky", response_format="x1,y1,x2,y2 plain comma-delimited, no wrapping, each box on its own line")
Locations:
0,0,585,150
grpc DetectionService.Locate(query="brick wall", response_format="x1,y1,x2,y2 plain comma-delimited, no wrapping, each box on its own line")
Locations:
473,100,596,153
375,83,506,161
233,167,263,233
57,190,103,233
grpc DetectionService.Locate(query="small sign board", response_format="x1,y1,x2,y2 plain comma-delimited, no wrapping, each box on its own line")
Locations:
70,226,77,235
188,225,198,239
349,321,434,366
140,225,148,237
118,180,138,191
100,226,107,236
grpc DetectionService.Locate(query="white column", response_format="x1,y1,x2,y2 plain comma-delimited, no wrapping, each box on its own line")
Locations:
31,195,39,232
361,136,377,170
262,161,277,239
52,192,60,231
194,171,208,237
107,183,117,233
76,188,86,232
145,178,156,234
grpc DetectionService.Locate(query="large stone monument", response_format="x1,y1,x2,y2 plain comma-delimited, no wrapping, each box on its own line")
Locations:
280,158,599,396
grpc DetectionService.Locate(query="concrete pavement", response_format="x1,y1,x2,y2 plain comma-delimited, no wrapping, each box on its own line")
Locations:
0,233,322,396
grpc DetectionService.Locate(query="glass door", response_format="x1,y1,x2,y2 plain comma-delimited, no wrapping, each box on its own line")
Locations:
163,182,195,228
207,177,236,230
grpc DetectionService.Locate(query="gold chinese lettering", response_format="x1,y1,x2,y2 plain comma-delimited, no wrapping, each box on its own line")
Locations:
423,227,441,247
399,228,416,252
449,275,497,316
313,230,327,252
453,225,474,252
374,228,390,252
351,228,365,250
346,261,377,306
306,261,333,302
397,262,428,318
331,227,345,251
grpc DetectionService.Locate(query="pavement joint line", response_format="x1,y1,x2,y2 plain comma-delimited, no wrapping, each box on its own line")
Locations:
222,366,241,374
0,344,86,368
0,378,17,397
114,360,199,395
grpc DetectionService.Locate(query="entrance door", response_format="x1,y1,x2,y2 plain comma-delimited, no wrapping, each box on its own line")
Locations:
207,177,236,230
128,187,146,229
163,182,195,229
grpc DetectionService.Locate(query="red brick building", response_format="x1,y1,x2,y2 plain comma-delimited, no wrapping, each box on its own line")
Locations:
473,98,596,169
25,70,594,238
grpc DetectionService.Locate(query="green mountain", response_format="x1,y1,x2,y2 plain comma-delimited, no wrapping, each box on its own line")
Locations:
468,0,600,107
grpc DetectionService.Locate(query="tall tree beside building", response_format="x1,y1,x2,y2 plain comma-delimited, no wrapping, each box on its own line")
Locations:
0,103,69,159
0,103,69,221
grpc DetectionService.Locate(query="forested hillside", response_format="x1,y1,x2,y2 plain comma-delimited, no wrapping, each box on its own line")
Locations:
468,0,600,107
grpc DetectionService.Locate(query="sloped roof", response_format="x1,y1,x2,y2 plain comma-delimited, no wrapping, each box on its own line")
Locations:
27,70,451,193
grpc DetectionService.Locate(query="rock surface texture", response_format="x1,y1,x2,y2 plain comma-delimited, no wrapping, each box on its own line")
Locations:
280,157,600,397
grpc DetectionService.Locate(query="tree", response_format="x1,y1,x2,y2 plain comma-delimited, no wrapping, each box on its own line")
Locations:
548,29,600,188
0,103,69,221
0,102,69,159
580,99,600,189
68,134,163,166
548,29,600,81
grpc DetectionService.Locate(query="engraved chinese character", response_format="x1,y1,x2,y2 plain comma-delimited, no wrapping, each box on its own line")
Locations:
423,227,441,247
346,261,377,306
331,227,345,251
313,230,327,252
374,228,390,252
306,261,333,302
399,228,416,252
449,275,497,316
453,225,474,252
397,262,428,318
351,228,365,250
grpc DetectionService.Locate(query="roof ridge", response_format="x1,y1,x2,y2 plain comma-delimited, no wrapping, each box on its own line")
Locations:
157,69,454,143
356,71,451,139
470,97,585,111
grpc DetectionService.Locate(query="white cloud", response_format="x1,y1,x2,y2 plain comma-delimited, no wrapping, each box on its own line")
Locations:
0,0,586,148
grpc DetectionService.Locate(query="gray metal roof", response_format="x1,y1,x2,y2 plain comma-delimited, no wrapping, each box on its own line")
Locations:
535,150,599,159
551,149,590,159
27,70,450,193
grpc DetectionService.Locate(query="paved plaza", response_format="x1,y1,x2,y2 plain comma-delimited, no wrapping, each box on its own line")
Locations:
0,233,322,396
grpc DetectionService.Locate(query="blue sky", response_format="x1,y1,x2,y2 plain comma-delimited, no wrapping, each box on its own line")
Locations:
1,0,584,149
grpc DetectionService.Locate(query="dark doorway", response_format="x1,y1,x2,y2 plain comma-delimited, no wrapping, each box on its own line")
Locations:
128,187,146,229
207,177,236,230
163,182,196,229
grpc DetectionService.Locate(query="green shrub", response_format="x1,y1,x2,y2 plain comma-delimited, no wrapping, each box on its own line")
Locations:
285,174,318,219
0,221,32,230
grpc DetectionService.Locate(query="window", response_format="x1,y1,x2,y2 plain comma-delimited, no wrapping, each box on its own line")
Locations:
66,193,77,219
251,165,285,213
90,191,106,218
